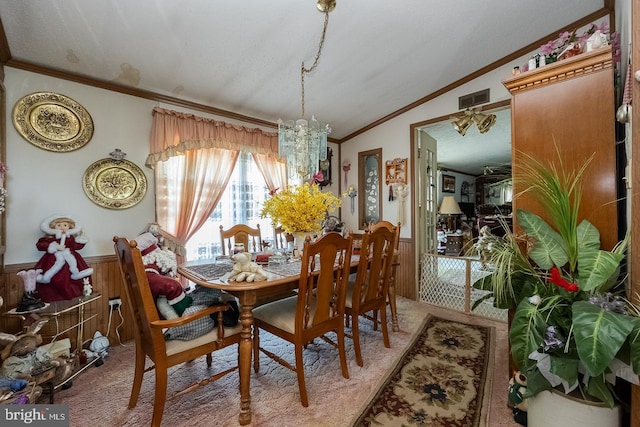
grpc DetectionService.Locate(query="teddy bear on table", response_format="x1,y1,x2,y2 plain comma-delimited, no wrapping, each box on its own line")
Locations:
227,252,267,282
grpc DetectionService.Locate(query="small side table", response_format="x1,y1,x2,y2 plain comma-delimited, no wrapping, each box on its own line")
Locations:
4,294,102,347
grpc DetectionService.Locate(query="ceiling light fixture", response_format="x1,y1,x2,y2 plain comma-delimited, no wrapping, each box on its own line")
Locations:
278,0,336,182
450,108,497,136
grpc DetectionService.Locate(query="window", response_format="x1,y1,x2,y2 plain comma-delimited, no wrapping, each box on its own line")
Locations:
185,152,274,260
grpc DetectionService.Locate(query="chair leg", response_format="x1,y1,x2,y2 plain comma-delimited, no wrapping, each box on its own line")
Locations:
352,314,363,367
151,363,168,427
388,276,399,332
294,344,308,407
380,306,391,348
206,353,212,367
337,326,350,380
253,326,260,373
128,345,146,409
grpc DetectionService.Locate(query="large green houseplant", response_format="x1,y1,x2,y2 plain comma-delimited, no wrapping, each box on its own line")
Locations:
473,151,640,407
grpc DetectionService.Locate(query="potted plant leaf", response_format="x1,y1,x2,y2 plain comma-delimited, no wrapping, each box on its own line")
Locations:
473,149,640,414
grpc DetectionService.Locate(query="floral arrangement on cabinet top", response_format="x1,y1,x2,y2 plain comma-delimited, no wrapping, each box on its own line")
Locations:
518,21,620,73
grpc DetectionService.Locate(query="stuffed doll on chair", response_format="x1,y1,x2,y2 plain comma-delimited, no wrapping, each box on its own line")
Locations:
134,232,237,338
135,232,192,317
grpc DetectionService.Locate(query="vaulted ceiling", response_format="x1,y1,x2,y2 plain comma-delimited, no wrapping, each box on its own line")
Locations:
0,1,611,174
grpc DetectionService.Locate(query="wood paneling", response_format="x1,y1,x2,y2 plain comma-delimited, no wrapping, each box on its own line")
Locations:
395,238,415,300
0,255,135,350
1,240,417,351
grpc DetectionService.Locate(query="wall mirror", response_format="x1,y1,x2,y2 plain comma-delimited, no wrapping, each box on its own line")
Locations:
358,148,381,229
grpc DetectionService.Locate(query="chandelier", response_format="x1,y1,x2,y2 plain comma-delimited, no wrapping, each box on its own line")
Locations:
278,0,336,181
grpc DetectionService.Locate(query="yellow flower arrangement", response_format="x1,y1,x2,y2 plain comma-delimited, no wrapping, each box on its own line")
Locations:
260,183,342,234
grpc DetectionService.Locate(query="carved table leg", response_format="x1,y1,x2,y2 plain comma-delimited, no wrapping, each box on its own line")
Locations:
237,290,256,425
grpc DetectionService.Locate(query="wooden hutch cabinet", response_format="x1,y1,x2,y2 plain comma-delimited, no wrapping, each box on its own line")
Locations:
502,46,619,250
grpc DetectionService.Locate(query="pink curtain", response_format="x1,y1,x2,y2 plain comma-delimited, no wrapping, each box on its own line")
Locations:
252,153,287,193
148,107,279,264
146,107,279,168
155,148,239,261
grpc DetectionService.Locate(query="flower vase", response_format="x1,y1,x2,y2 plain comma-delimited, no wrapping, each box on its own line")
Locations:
293,232,311,258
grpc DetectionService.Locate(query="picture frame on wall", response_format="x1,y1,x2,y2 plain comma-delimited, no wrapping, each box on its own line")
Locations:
442,174,456,193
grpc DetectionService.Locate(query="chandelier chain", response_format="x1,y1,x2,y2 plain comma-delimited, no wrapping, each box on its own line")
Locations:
300,11,330,118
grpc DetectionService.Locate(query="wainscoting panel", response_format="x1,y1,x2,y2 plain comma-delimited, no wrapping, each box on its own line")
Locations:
1,241,417,350
1,256,135,351
395,238,415,300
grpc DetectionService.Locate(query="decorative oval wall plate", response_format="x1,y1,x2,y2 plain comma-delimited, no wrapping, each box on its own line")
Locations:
82,159,147,209
12,92,94,152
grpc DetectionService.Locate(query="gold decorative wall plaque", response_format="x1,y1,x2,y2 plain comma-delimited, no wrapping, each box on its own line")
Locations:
12,92,94,152
83,158,147,209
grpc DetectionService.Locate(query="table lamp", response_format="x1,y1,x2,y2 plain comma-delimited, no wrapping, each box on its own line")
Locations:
439,196,463,232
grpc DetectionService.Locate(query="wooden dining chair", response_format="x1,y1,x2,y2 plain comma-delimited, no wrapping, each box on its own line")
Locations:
113,236,242,427
252,232,353,407
219,224,262,255
346,222,398,366
371,221,402,332
273,226,294,250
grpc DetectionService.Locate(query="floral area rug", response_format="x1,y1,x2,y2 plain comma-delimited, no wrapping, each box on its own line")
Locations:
352,315,495,427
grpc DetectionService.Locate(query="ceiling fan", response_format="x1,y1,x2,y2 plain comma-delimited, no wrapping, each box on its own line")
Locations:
483,165,494,175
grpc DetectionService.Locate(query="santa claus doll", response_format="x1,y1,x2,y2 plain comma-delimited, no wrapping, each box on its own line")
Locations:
135,232,192,317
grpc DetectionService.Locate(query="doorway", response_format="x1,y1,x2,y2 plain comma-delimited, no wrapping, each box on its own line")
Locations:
411,102,512,290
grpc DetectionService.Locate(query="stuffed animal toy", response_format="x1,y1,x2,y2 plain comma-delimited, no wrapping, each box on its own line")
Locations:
227,252,267,282
508,371,528,426
145,222,166,249
135,232,192,317
0,333,72,386
88,331,109,357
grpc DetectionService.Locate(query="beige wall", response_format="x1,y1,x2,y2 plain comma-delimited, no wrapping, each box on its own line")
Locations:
4,67,340,265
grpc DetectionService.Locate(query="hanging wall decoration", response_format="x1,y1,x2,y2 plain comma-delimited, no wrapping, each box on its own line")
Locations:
12,92,94,152
82,149,147,209
385,157,408,185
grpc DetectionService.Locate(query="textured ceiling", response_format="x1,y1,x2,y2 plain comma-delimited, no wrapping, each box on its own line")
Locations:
0,1,607,173
421,108,512,177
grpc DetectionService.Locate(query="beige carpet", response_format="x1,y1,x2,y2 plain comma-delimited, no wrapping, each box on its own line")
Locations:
54,297,518,426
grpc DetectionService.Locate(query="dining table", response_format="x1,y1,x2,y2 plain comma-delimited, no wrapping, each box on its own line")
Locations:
178,251,399,425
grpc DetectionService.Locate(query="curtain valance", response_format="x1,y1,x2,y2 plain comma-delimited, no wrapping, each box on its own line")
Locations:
146,107,279,168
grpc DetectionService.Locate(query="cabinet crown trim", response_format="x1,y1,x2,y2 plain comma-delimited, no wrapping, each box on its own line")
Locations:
502,46,612,94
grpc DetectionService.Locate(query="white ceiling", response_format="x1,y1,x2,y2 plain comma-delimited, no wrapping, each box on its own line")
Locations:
421,108,512,176
0,1,606,174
